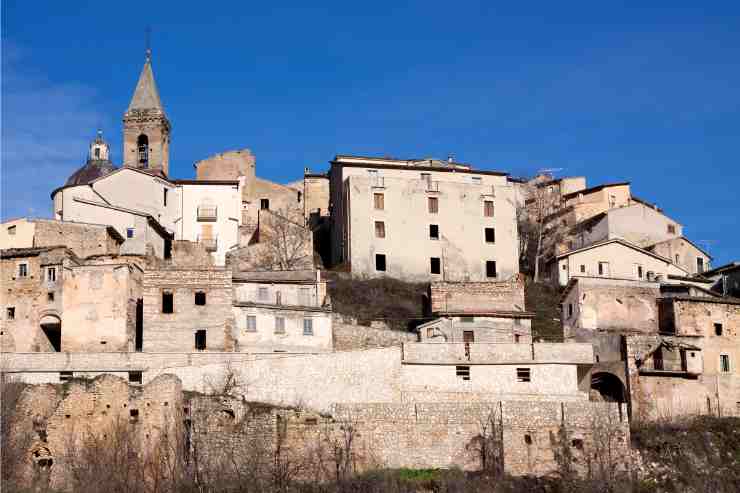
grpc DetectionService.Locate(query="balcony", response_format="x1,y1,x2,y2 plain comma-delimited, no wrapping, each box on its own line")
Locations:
197,206,218,222
198,236,218,252
480,185,496,197
425,181,440,192
371,176,385,189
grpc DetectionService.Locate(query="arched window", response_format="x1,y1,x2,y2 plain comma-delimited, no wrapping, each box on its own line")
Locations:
137,134,149,168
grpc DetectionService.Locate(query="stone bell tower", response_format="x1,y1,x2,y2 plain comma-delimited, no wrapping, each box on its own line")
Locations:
123,48,171,176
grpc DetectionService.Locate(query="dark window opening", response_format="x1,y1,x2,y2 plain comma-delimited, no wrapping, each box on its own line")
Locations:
568,303,573,318
162,292,174,313
580,264,586,273
195,330,207,351
375,221,386,238
430,257,441,274
697,257,705,273
667,224,676,234
195,291,206,306
47,292,54,302
137,134,149,168
7,307,15,320
463,330,475,343
653,348,664,370
43,325,61,352
60,371,73,382
375,254,386,272
130,409,140,421
524,434,533,445
163,188,168,206
129,371,143,384
260,199,270,210
486,261,497,278
571,439,584,450
135,299,143,352
429,224,439,239
517,368,531,382
456,365,470,381
164,239,172,259
715,323,723,336
18,263,28,277
428,197,439,214
127,228,135,239
485,227,495,243
47,267,56,282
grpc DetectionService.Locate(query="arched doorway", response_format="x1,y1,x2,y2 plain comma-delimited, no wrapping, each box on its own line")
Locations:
591,372,626,403
39,313,61,352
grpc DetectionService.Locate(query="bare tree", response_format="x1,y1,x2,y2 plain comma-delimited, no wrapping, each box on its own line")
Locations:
467,406,504,478
256,207,313,271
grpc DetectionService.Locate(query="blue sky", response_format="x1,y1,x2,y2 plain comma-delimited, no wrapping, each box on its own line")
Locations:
2,1,739,264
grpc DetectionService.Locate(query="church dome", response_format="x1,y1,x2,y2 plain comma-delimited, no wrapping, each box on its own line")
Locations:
64,130,118,186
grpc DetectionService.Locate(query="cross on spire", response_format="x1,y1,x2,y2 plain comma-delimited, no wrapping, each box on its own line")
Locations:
145,26,152,61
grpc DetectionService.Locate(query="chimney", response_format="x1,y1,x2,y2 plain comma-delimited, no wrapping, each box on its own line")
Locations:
447,154,454,164
304,167,310,175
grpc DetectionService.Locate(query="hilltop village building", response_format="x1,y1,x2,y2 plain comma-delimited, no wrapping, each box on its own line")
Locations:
328,155,519,282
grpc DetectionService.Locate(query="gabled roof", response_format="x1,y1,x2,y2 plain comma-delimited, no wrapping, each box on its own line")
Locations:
562,182,630,200
127,58,164,112
646,236,713,259
555,238,684,269
701,262,740,277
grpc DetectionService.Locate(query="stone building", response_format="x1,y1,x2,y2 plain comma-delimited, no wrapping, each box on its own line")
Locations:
232,269,332,352
645,236,712,276
329,155,519,282
0,218,123,258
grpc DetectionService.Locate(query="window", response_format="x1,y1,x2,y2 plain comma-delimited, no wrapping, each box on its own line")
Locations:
47,292,54,302
460,316,475,323
471,176,482,185
59,371,73,382
637,265,643,279
375,221,386,238
6,307,15,320
524,434,533,445
667,224,676,234
483,200,494,217
420,172,431,184
194,291,206,306
697,257,705,273
428,197,438,214
163,188,168,206
517,368,531,382
429,224,439,240
430,257,441,274
675,254,680,263
375,254,386,272
46,267,56,282
246,315,257,332
720,354,730,373
258,287,269,301
427,327,434,338
137,134,149,167
568,303,573,318
598,262,609,277
18,263,27,278
486,261,497,278
275,317,285,334
7,225,16,235
129,371,143,384
127,228,135,239
480,227,495,244
275,291,282,305
303,318,314,336
195,330,207,351
653,348,664,370
514,334,521,343
299,287,311,306
374,193,384,210
456,365,471,381
260,198,270,210
162,292,174,314
580,264,586,274
463,330,475,343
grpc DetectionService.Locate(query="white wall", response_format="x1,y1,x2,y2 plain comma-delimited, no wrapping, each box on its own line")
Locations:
607,204,682,247
232,305,332,352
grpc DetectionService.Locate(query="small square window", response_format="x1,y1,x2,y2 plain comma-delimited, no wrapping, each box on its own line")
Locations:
375,254,386,272
375,221,386,238
486,261,497,278
246,315,257,332
162,292,174,313
471,176,482,185
258,287,269,301
60,371,73,382
47,267,56,282
6,307,15,320
429,224,439,240
580,265,586,273
430,257,441,274
714,323,723,336
303,318,314,336
517,368,531,382
126,228,135,239
260,199,270,210
667,224,676,234
456,365,471,381
374,193,384,210
7,225,16,235
428,197,439,214
485,227,495,243
47,292,54,302
194,291,206,306
720,354,730,373
483,200,494,217
18,263,28,278
275,317,285,334
129,371,143,384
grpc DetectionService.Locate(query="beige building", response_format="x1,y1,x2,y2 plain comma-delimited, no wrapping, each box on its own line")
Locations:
232,270,332,352
329,155,519,282
562,182,632,224
550,238,688,287
646,236,712,275
1,218,123,257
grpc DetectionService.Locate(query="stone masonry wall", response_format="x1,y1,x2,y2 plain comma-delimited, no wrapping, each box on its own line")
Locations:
32,220,121,258
430,275,525,314
332,315,418,351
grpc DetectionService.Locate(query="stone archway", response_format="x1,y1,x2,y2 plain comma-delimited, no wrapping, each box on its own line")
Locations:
591,371,626,403
39,313,61,352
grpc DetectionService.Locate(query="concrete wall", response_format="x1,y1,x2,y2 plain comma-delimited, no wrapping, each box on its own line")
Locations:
232,304,332,352
178,183,241,265
333,166,518,282
142,269,234,352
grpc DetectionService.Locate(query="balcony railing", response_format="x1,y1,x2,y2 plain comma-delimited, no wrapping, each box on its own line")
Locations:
371,176,385,188
197,206,218,222
198,236,218,252
426,180,440,192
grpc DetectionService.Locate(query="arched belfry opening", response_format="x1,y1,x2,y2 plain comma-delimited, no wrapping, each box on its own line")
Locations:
137,134,149,168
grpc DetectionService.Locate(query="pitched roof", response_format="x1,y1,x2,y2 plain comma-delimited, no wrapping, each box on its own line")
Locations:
645,236,713,259
555,238,684,270
562,182,630,200
127,58,164,112
701,262,740,277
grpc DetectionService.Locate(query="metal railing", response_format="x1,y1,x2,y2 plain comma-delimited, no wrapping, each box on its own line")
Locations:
197,206,218,221
197,236,218,252
371,176,385,188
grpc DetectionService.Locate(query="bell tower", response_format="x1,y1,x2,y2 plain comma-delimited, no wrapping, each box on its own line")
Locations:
123,48,171,176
